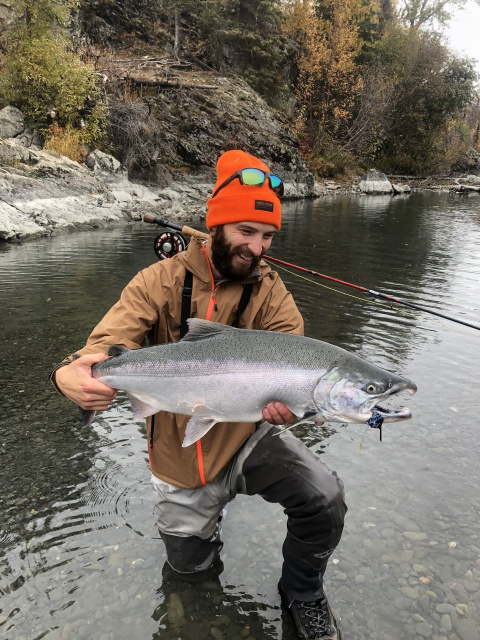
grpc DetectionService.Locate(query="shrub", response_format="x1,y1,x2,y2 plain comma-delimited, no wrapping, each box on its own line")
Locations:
0,0,107,147
44,122,87,163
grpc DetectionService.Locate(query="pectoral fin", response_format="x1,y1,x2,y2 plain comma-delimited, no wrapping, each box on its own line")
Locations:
125,392,161,420
182,417,218,448
271,409,320,437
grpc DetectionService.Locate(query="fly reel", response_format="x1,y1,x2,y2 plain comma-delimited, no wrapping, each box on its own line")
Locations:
154,231,187,260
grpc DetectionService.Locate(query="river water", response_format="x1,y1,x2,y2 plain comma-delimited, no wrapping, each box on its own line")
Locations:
1,192,479,640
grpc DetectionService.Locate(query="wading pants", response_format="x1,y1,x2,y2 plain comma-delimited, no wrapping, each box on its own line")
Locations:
151,423,347,601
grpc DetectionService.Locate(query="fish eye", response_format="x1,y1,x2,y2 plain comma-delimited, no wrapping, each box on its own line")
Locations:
366,384,377,394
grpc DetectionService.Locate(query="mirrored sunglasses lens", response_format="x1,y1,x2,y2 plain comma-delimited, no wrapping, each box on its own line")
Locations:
241,168,266,186
270,175,282,189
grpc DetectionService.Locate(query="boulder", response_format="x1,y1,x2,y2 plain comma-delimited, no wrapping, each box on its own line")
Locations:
392,183,411,194
0,106,25,139
15,128,44,149
0,1,17,30
457,175,480,185
0,139,33,164
85,149,124,175
359,169,393,194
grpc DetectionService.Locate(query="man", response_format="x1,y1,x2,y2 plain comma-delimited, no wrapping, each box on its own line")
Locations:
51,150,347,640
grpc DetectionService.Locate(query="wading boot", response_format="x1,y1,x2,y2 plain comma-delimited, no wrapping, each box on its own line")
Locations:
278,580,341,640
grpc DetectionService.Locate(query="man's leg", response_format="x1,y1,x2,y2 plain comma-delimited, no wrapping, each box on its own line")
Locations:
227,423,347,638
151,474,228,576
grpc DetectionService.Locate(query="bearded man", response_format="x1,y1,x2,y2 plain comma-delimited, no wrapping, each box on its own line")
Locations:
51,150,346,640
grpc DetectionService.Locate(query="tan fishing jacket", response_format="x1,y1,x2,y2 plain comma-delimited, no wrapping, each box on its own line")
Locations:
62,238,304,488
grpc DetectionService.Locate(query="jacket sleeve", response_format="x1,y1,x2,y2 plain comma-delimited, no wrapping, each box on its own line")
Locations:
70,269,159,358
255,274,304,336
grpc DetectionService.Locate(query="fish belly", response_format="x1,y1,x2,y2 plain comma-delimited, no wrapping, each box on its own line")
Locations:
98,368,314,422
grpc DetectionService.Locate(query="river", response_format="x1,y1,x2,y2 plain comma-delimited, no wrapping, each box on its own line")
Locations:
1,192,479,640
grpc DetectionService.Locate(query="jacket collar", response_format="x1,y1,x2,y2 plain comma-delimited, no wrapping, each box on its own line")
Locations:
177,238,271,284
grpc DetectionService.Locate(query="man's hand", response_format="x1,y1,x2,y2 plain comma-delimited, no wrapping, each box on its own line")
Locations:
262,402,324,426
55,353,116,411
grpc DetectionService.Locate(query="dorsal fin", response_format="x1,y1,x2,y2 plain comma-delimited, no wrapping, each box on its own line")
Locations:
180,318,237,342
107,344,130,357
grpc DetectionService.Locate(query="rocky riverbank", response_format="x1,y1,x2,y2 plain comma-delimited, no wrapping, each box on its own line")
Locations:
0,82,320,243
1,98,480,243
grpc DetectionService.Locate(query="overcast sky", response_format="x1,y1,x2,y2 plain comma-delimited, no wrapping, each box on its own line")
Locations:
443,1,480,73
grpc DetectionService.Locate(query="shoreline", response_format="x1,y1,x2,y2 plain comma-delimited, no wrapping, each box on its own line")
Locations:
1,148,479,245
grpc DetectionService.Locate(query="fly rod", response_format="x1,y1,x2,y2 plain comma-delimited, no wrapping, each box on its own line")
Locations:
142,214,480,332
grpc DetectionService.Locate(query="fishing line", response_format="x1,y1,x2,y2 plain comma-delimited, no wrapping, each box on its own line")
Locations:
266,255,480,332
271,260,480,340
140,215,480,338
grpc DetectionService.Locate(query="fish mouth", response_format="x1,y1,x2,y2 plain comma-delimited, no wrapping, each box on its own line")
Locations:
367,380,416,422
370,404,412,422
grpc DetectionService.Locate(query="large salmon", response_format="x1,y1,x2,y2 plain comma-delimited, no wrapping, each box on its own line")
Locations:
81,319,417,447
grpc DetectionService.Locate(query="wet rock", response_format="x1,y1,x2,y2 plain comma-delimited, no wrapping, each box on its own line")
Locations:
455,619,480,640
108,553,124,567
436,603,456,616
439,614,452,633
392,514,421,532
413,564,427,573
401,586,420,599
211,615,231,627
210,628,225,640
403,531,428,541
336,585,357,602
166,593,186,628
182,621,210,640
416,621,433,637
399,550,414,563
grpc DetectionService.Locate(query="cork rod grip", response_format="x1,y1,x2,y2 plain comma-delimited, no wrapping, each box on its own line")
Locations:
181,225,209,240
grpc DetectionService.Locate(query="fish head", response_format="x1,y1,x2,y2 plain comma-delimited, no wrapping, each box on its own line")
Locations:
313,365,417,424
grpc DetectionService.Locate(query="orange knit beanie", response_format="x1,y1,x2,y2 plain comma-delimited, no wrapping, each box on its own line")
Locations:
206,150,281,230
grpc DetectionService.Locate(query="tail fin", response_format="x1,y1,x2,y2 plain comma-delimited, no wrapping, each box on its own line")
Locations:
79,408,96,427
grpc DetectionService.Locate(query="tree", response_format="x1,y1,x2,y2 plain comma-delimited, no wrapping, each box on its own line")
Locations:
397,0,480,28
195,0,285,99
283,0,378,161
372,25,478,172
0,0,107,149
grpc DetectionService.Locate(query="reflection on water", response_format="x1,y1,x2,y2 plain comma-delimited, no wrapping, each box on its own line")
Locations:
1,193,479,639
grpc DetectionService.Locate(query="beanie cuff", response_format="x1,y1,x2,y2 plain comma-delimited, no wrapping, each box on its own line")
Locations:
206,192,281,230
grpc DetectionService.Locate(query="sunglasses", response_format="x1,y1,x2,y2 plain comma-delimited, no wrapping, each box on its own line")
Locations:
212,168,284,199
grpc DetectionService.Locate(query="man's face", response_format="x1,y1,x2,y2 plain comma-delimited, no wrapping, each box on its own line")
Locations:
210,222,276,281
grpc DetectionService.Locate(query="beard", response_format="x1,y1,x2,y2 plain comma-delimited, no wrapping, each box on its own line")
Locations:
210,226,263,281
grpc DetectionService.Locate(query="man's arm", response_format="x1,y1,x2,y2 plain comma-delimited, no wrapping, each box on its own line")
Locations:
53,269,159,410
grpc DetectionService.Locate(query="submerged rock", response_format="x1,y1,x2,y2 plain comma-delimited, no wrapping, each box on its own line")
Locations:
166,592,186,628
